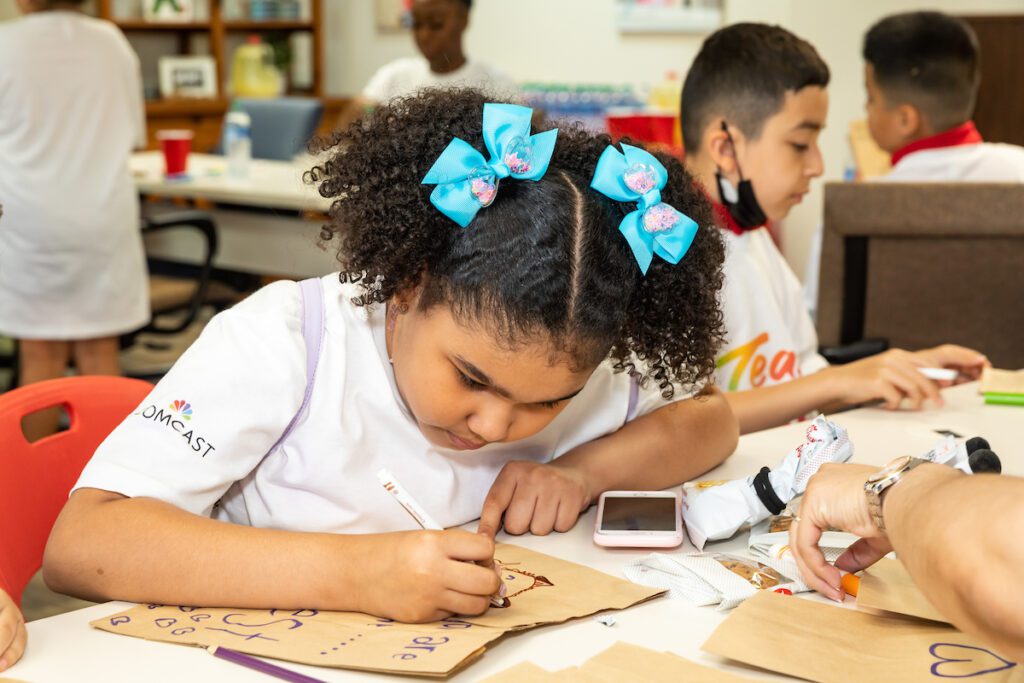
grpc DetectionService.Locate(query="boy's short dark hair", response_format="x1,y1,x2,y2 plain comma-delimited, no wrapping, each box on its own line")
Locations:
681,23,830,155
863,12,979,132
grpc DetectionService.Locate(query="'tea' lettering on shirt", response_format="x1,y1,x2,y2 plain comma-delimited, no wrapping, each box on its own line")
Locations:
133,400,217,457
716,331,801,391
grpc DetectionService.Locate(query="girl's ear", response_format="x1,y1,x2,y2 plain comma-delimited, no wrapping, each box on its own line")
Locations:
392,273,427,312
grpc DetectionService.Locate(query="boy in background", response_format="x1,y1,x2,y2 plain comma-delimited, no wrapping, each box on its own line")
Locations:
805,11,1024,314
864,10,1024,181
680,23,987,434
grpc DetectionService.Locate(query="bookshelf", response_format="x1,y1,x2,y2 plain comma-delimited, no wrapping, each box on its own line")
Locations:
96,0,328,151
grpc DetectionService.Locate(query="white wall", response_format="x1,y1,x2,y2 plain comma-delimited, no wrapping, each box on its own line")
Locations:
326,0,1024,279
3,0,1020,277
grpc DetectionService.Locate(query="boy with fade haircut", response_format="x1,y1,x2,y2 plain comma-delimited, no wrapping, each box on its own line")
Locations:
804,11,1024,312
865,11,1024,182
681,23,988,434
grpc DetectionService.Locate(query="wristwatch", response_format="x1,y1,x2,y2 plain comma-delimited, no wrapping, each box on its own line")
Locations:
864,456,928,533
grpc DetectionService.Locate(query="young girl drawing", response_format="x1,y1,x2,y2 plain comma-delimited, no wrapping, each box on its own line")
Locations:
45,89,735,623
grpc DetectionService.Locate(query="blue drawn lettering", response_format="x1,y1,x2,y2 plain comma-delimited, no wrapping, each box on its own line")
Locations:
171,627,196,636
155,618,177,628
109,616,131,626
189,613,212,622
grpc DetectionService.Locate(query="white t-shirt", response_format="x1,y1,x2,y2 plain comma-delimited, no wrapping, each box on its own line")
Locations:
0,11,148,339
803,141,1024,317
362,57,519,103
715,228,828,393
74,275,685,533
883,142,1024,182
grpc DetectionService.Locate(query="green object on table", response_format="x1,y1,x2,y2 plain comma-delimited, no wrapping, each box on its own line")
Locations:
983,392,1024,406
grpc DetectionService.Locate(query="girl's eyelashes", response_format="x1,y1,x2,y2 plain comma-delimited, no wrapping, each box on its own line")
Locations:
790,143,810,153
456,368,486,391
455,367,565,409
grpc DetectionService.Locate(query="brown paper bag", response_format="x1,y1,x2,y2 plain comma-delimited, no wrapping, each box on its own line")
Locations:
577,642,753,682
857,558,948,623
91,543,663,677
479,661,567,682
703,591,1023,683
482,643,754,682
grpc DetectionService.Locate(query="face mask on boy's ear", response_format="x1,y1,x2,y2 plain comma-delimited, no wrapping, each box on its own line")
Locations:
715,121,768,230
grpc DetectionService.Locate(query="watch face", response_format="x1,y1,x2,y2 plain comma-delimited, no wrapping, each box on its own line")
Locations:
867,455,912,484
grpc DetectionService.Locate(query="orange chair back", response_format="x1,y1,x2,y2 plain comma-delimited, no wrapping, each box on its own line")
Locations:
0,376,152,605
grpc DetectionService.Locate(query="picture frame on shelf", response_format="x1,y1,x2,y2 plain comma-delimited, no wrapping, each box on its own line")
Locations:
142,0,195,23
615,0,722,34
158,56,218,99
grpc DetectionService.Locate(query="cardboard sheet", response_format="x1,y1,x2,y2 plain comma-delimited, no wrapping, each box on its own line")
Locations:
481,642,754,682
980,368,1024,395
857,558,948,624
703,591,1023,683
90,543,663,677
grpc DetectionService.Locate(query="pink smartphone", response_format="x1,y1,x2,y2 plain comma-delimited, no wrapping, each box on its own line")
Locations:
593,490,684,548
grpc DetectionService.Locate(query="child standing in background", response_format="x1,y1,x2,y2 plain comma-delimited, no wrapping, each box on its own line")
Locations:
44,90,737,623
0,0,149,439
679,24,988,434
336,0,518,129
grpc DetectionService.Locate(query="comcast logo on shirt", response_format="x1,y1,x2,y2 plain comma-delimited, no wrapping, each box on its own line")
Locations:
134,398,216,457
170,400,193,420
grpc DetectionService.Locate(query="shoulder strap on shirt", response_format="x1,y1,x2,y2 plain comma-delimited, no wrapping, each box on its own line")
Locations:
625,375,639,424
263,278,325,457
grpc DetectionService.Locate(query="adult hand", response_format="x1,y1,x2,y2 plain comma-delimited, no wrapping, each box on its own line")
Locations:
789,463,892,601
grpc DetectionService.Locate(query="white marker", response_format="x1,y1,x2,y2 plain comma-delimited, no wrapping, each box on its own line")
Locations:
918,367,958,382
377,468,506,607
378,468,443,529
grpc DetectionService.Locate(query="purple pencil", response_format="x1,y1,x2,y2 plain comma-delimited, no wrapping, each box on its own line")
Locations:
208,645,329,683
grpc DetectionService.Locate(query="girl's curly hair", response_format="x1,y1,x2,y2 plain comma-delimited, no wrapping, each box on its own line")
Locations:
306,88,725,398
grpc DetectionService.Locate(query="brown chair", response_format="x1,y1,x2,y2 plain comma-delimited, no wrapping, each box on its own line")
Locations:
816,182,1024,369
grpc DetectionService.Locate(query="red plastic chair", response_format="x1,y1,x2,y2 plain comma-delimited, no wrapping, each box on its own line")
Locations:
0,376,152,606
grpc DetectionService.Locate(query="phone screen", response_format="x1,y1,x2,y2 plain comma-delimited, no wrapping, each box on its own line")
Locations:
599,496,677,531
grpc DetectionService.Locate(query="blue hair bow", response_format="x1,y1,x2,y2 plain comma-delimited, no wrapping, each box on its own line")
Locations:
590,143,698,275
421,103,558,228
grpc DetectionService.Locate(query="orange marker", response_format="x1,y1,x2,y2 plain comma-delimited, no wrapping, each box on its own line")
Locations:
840,571,860,597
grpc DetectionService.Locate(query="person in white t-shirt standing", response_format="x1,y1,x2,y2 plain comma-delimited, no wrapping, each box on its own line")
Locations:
45,90,738,623
336,0,517,129
679,24,989,435
0,0,149,439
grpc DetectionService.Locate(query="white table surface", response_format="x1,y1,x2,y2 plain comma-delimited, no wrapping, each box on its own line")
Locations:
131,152,332,213
14,383,1022,682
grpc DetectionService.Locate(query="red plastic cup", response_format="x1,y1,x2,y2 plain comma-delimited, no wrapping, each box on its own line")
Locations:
157,129,194,177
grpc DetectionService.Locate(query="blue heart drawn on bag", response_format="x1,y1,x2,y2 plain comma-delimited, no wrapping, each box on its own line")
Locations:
930,643,1018,678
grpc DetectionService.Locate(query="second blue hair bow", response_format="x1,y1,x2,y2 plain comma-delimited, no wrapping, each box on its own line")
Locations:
421,103,558,228
590,143,698,275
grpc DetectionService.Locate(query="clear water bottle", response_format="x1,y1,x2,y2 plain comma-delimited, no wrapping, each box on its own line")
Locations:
225,107,252,180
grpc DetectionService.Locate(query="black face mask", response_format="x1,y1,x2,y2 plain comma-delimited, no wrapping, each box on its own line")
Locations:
715,121,768,230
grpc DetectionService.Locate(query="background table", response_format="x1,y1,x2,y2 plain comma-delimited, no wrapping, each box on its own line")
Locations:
133,152,339,278
14,383,1021,681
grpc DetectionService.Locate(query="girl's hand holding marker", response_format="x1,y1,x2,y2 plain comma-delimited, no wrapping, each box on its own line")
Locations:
379,469,506,619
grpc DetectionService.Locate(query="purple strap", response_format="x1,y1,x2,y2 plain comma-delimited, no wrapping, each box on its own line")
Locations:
264,278,324,457
626,375,639,424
